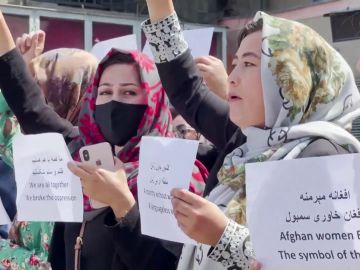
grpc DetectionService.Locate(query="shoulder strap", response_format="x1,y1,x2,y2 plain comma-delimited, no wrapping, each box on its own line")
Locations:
74,221,86,270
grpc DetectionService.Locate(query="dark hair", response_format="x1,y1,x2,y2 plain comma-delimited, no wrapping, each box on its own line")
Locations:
101,51,137,72
237,18,263,47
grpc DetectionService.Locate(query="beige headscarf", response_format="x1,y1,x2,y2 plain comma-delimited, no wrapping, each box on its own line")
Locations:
29,48,98,125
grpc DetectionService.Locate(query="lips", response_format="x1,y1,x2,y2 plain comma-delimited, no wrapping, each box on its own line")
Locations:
228,92,242,102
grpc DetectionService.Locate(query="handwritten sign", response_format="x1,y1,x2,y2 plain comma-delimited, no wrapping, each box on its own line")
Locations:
91,35,137,61
246,153,360,270
13,133,83,222
143,27,214,59
137,136,199,244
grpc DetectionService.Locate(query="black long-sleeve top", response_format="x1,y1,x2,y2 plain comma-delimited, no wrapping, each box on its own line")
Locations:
156,49,246,196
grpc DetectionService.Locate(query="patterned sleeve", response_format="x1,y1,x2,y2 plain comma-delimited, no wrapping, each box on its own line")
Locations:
0,221,53,270
208,219,255,270
141,13,188,63
0,91,20,168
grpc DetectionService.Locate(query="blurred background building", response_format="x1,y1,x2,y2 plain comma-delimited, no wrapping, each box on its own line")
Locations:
1,0,360,137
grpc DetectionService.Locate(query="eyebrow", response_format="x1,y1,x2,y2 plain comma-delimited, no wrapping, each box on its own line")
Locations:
233,52,261,60
98,82,139,87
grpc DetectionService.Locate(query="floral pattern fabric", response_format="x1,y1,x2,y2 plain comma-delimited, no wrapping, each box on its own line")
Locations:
29,48,98,125
0,221,53,270
0,93,20,168
0,94,53,270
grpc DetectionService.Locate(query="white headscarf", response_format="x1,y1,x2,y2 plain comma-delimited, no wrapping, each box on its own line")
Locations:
217,12,360,224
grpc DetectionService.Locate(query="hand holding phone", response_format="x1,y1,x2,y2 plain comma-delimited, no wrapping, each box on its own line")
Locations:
79,142,115,209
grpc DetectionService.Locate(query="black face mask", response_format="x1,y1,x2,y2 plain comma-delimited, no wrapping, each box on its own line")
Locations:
94,101,147,146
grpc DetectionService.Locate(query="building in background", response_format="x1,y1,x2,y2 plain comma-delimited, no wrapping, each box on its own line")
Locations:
220,0,360,139
2,0,360,138
0,0,228,63
2,0,359,75
220,0,360,81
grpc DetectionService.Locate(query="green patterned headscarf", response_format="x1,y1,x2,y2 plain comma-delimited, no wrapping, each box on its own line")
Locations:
217,12,360,224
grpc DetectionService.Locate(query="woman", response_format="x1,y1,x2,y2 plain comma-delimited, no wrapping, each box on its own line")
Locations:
142,1,360,269
0,11,206,269
171,111,219,171
62,50,208,270
0,46,98,269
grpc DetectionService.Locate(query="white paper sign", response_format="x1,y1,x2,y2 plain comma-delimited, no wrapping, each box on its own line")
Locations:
0,198,10,225
246,153,360,270
137,136,199,244
13,133,83,222
143,27,214,59
91,34,137,61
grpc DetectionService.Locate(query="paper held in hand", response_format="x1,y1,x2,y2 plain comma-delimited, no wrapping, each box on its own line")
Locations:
91,35,137,61
13,133,83,222
137,136,199,244
246,153,360,270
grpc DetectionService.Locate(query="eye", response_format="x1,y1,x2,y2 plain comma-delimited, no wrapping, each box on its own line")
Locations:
231,59,238,67
244,61,255,67
98,89,113,96
123,90,137,96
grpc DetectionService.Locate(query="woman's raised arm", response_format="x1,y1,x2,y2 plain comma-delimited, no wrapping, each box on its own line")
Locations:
0,11,15,56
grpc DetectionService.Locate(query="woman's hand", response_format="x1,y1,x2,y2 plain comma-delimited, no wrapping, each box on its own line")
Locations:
171,188,228,246
16,30,46,65
68,157,135,218
195,56,229,100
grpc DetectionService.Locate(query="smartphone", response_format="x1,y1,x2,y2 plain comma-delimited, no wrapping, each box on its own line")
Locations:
79,142,115,209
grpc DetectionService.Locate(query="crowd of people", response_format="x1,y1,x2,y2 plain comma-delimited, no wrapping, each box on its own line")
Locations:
0,0,359,269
